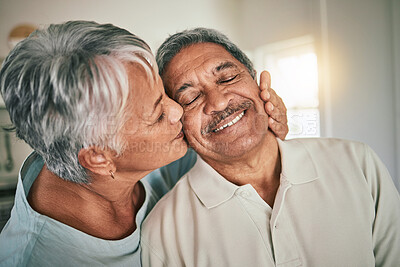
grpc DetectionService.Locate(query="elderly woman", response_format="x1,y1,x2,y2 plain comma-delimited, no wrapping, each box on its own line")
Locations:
0,21,287,266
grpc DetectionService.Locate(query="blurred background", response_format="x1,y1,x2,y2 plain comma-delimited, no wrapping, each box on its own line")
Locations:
0,0,399,227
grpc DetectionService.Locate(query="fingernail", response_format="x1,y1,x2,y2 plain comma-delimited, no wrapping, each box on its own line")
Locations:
268,102,274,111
266,91,270,99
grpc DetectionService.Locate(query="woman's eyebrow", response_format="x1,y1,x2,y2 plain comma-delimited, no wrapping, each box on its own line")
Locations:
151,94,163,114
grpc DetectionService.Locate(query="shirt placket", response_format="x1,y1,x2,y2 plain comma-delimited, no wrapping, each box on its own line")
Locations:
270,177,302,267
235,185,275,265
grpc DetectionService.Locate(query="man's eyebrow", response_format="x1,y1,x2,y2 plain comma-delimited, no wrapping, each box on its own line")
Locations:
152,94,163,114
172,62,238,100
214,61,238,73
174,83,192,100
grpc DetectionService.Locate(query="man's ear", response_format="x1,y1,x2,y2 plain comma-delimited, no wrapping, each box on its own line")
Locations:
78,147,115,177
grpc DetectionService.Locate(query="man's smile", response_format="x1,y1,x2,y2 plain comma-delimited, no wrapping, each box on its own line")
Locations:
213,110,245,133
201,100,252,135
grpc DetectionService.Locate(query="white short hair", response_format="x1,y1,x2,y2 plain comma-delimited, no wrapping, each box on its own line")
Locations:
0,21,156,183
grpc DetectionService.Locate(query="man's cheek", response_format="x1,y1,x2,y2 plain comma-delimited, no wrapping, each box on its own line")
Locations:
253,113,270,134
181,113,198,137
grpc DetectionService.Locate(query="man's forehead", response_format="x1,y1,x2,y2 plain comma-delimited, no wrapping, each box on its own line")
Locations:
170,43,237,69
167,45,240,78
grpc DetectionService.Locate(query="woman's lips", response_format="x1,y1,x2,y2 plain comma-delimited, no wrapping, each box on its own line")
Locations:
174,129,184,140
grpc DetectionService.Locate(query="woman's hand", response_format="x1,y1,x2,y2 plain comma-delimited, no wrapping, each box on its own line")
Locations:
259,71,288,140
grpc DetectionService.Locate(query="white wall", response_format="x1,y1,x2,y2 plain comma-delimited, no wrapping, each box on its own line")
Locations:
321,0,397,187
236,0,316,49
0,0,240,56
392,0,400,189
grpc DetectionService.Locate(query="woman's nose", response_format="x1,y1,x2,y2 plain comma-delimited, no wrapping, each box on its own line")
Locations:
203,89,233,115
167,98,183,124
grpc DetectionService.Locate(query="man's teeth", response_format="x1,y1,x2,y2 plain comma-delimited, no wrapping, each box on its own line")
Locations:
214,111,245,133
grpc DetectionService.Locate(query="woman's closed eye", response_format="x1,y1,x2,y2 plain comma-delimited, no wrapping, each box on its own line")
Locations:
157,112,165,123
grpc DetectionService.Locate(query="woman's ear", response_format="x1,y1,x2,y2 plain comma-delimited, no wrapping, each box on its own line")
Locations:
78,147,115,177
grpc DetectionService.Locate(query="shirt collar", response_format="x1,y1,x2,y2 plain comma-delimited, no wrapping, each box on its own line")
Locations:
188,155,239,209
277,138,319,184
188,138,319,209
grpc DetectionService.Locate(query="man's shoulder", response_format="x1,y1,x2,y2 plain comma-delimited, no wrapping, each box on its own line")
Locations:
282,138,389,188
142,173,194,230
284,137,368,155
279,138,373,174
285,137,364,146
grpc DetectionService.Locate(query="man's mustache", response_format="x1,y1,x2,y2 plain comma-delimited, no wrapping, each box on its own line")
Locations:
201,101,253,135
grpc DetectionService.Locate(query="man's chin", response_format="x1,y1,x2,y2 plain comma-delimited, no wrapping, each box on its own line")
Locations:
196,135,265,162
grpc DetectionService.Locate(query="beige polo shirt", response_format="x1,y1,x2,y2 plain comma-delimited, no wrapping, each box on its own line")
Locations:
141,138,400,267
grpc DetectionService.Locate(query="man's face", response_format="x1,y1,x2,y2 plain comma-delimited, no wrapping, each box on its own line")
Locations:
162,43,269,162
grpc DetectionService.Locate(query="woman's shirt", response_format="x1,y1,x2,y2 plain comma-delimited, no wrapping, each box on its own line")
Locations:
0,149,196,267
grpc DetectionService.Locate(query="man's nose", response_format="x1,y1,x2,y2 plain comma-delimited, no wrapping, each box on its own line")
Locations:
167,98,184,124
203,89,233,115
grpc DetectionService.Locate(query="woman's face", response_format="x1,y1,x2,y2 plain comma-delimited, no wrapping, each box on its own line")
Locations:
114,63,187,173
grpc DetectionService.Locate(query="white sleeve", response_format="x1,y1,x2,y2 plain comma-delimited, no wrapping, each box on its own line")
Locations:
364,144,400,267
141,238,168,267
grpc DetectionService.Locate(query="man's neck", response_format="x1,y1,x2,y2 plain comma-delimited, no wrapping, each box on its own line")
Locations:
202,132,281,206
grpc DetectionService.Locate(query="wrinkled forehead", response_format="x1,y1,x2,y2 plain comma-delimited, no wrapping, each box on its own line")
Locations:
170,43,237,71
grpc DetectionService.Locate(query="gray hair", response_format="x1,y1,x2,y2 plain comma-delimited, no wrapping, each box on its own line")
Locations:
156,27,256,79
0,20,156,184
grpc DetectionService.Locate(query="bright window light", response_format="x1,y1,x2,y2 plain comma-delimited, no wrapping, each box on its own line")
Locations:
249,35,320,138
274,53,319,108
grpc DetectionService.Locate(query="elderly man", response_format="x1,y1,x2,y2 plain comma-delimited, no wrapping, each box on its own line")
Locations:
141,28,400,267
